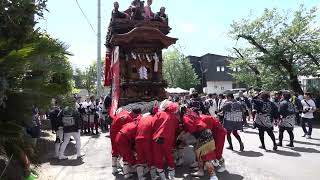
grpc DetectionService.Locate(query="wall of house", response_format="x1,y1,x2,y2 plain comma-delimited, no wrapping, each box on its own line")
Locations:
206,81,233,94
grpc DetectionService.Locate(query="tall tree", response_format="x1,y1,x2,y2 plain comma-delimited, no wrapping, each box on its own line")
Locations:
73,68,86,89
0,0,73,179
229,6,320,94
163,48,200,90
73,60,105,96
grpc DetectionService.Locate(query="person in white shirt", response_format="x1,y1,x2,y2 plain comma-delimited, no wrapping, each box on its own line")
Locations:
204,93,219,117
301,92,316,139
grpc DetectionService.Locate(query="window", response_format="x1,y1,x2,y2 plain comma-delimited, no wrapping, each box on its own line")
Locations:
221,66,225,72
217,66,221,72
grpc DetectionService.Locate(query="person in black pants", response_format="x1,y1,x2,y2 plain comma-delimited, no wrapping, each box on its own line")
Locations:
252,92,278,151
300,92,316,139
236,91,251,127
278,93,296,147
187,92,206,114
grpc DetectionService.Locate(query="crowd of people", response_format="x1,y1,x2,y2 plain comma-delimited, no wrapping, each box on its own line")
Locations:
45,89,319,180
48,94,112,160
108,90,319,180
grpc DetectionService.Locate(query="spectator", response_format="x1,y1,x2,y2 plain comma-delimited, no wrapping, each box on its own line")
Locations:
187,92,206,114
58,106,85,160
301,92,316,139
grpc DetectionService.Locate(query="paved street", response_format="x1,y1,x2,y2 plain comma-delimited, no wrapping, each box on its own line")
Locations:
39,124,320,180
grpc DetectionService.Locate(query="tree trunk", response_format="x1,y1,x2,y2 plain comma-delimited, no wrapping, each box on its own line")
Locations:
278,57,304,94
289,74,304,94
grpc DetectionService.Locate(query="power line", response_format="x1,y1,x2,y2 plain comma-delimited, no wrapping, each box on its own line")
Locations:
74,0,97,35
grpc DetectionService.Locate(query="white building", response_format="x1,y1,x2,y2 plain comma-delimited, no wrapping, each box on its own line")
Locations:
188,53,246,94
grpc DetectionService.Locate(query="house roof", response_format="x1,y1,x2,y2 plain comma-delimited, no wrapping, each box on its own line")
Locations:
188,53,234,82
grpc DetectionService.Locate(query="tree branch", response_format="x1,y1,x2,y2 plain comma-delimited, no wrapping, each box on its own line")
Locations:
233,47,261,75
289,38,320,67
237,34,270,55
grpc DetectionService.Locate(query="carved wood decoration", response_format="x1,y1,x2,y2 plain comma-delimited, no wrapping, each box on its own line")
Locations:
106,18,177,106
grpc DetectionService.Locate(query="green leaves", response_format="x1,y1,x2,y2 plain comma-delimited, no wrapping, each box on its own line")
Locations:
0,122,24,142
229,5,320,93
163,48,200,90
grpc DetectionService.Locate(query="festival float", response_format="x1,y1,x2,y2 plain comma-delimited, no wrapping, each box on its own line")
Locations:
104,1,177,117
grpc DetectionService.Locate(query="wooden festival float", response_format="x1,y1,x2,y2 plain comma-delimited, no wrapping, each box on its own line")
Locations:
105,3,177,116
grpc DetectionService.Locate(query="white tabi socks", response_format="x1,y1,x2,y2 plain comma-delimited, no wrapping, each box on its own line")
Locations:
150,167,158,180
123,162,133,179
210,175,219,180
168,167,175,180
157,169,166,180
112,157,119,174
136,165,146,180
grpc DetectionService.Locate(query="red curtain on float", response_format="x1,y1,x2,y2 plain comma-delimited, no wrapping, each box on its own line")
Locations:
109,47,120,118
104,53,111,87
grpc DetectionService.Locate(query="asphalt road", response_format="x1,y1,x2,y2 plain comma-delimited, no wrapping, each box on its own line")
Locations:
39,123,320,180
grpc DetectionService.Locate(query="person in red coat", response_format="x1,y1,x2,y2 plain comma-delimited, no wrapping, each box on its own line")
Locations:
110,107,141,174
200,114,227,172
152,100,179,180
115,121,138,179
135,112,157,180
180,107,218,180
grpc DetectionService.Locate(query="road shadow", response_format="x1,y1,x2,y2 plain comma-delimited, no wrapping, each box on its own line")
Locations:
91,134,101,139
236,150,263,157
284,140,320,146
243,130,259,135
175,165,199,178
35,138,55,164
310,137,320,141
64,143,77,156
49,158,84,166
219,171,244,180
291,147,320,153
110,170,243,180
271,149,301,157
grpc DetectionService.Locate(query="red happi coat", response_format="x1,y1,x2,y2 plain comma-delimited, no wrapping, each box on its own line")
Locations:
182,110,207,134
200,114,225,136
110,110,134,156
135,115,155,166
115,121,138,164
200,114,226,160
136,115,155,141
111,111,134,140
119,121,138,140
152,111,179,146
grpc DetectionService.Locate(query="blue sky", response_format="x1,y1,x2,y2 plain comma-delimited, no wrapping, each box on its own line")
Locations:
37,0,320,69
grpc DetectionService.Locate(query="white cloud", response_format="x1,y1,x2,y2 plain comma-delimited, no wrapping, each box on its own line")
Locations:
179,23,198,33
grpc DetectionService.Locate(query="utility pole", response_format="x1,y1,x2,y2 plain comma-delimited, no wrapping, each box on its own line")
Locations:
97,0,102,97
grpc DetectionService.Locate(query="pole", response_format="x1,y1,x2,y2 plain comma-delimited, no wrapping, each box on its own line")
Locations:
97,0,102,97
